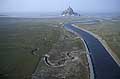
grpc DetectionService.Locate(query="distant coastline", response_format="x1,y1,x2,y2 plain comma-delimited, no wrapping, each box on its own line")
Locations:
0,12,120,20
0,12,61,18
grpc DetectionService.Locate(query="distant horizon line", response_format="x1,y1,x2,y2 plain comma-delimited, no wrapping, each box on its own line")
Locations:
0,11,120,14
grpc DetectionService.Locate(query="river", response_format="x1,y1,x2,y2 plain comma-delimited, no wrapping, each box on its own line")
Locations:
64,23,120,79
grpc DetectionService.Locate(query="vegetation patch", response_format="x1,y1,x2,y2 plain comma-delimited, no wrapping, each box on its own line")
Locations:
0,17,89,79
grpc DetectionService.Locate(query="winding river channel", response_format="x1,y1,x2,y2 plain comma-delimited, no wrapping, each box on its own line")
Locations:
64,22,120,79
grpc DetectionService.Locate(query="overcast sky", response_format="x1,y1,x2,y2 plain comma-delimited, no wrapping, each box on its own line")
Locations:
0,0,120,13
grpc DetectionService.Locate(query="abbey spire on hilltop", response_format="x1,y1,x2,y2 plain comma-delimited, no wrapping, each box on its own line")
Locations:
61,6,80,16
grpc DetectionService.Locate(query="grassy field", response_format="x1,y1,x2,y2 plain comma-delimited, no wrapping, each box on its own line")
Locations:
76,18,120,59
33,23,89,79
0,17,89,79
0,17,61,79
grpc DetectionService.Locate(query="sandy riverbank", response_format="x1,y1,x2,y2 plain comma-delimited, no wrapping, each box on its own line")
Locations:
64,25,94,79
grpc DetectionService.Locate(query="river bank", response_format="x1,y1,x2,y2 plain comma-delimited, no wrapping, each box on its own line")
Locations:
64,24,94,79
72,24,120,67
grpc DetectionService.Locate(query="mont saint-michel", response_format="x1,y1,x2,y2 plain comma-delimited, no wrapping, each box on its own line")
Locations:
61,6,80,16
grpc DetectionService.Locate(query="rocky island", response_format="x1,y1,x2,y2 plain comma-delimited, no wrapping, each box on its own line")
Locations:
61,6,80,16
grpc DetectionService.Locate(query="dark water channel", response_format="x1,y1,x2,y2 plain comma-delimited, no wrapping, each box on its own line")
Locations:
64,23,120,79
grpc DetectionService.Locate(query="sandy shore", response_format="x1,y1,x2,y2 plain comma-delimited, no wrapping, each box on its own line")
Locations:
72,24,120,67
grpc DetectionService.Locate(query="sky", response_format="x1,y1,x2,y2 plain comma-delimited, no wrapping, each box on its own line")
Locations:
0,0,120,13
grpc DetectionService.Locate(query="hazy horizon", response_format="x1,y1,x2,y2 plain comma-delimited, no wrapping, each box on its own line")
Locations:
0,0,120,13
